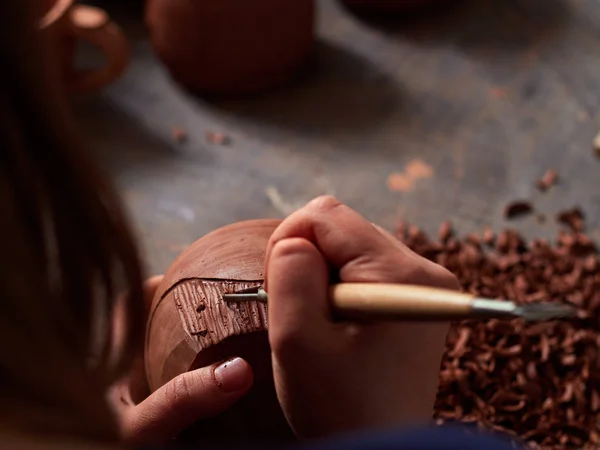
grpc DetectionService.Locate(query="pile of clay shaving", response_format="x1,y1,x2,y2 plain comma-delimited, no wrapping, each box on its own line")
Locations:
395,214,600,449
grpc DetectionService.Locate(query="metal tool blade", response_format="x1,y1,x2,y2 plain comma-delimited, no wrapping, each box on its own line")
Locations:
223,289,268,304
515,302,578,322
470,298,578,322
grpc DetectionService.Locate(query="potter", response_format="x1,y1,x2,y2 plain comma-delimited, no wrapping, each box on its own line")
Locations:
146,219,293,441
145,0,316,96
39,0,130,93
2,0,589,449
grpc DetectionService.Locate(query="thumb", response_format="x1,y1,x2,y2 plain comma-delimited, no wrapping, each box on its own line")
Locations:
266,237,330,355
124,358,253,444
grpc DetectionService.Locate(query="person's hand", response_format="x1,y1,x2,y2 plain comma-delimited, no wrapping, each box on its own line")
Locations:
265,196,459,439
108,276,254,445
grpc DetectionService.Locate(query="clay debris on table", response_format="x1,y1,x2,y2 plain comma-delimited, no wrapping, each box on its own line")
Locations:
206,131,231,146
504,201,534,219
557,207,585,233
593,131,600,157
395,211,600,449
504,169,560,220
172,126,188,143
536,169,559,192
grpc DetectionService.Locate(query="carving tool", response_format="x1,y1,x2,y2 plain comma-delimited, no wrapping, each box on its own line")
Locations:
222,283,577,322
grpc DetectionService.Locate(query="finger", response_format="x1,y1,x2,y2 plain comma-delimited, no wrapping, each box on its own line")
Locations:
124,358,253,444
107,379,134,415
266,196,433,287
266,238,331,355
371,223,459,291
371,223,403,246
127,356,149,405
117,275,165,405
267,196,392,275
113,275,164,357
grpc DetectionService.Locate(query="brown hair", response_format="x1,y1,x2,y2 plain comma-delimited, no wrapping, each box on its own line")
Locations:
0,0,144,443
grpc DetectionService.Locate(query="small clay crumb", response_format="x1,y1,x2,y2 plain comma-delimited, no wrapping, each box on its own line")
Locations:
196,304,206,312
504,200,534,219
593,130,600,156
557,207,585,232
172,127,188,143
408,225,421,239
482,227,495,245
395,205,600,448
206,131,230,145
466,234,480,246
536,169,558,191
438,221,453,243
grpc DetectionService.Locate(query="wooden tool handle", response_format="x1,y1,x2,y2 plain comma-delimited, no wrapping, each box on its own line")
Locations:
328,283,475,321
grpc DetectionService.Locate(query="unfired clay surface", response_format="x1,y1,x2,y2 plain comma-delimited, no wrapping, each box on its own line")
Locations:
145,0,316,95
171,279,268,351
145,219,280,392
145,219,293,441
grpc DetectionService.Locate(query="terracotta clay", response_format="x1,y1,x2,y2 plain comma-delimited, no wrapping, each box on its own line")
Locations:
145,0,316,96
146,219,294,441
39,0,130,93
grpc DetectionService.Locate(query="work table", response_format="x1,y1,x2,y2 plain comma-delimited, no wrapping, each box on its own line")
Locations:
76,0,600,274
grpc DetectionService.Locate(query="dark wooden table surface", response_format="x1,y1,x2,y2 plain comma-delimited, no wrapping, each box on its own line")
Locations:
76,0,600,275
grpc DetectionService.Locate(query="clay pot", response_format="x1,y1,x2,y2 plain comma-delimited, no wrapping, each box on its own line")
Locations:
146,219,294,442
340,0,448,12
145,0,316,96
39,0,130,93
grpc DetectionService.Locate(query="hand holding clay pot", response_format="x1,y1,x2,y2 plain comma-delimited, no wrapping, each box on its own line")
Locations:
145,0,315,96
145,198,458,442
110,276,254,446
265,196,459,438
39,0,130,93
145,219,293,443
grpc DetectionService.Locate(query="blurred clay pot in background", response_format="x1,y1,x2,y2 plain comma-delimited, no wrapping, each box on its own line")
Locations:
39,0,130,93
340,0,449,12
145,0,316,96
145,219,295,443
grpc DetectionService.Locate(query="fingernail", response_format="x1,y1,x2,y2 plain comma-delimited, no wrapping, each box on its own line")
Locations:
214,358,250,393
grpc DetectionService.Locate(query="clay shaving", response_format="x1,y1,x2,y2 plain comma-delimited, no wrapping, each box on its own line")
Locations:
557,207,585,233
206,131,231,145
536,169,558,191
395,210,600,449
593,131,600,157
504,201,534,219
172,127,188,143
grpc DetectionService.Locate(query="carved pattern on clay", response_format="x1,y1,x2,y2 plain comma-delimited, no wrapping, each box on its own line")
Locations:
172,279,267,352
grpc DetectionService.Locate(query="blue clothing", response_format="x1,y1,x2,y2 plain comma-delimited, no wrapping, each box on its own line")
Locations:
145,425,524,449
296,426,523,449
